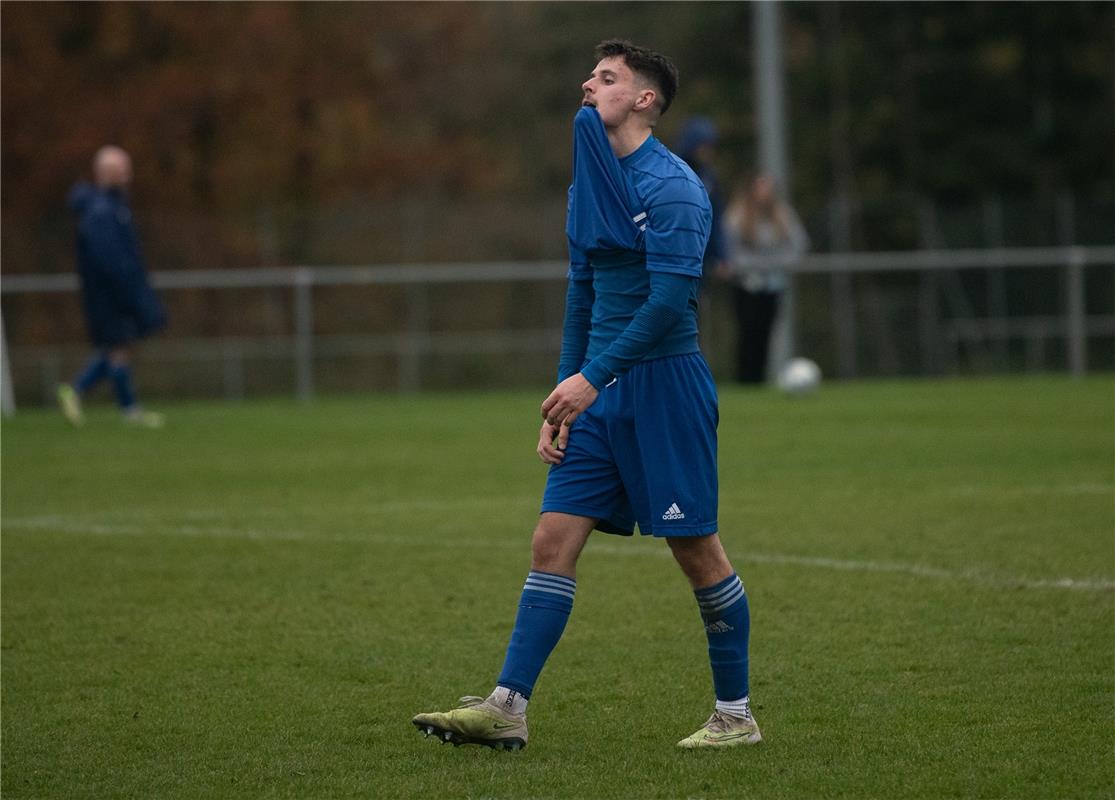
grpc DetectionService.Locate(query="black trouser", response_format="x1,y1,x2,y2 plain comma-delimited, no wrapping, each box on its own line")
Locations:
732,287,781,384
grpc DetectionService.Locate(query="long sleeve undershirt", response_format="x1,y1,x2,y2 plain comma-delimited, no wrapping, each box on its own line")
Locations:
557,270,698,389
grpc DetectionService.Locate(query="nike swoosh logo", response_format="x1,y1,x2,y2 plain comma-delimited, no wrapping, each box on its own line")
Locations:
706,733,750,742
491,722,519,730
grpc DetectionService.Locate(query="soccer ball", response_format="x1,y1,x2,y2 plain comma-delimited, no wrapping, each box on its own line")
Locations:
777,357,822,395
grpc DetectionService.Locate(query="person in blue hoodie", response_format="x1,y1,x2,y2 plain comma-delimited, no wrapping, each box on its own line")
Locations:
58,146,166,428
413,40,760,751
676,116,727,284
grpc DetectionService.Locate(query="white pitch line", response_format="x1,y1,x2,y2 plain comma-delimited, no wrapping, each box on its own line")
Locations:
4,514,1114,593
944,483,1114,498
583,541,1115,592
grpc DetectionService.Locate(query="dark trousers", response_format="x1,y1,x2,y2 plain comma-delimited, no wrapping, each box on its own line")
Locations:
733,287,781,384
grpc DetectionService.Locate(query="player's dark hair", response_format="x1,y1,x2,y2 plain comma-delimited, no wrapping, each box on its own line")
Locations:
594,39,679,115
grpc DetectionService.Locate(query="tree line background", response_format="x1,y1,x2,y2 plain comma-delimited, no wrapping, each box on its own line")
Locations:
2,1,1113,387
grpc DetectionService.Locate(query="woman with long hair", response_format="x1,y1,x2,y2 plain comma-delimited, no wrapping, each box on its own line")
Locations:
722,174,809,383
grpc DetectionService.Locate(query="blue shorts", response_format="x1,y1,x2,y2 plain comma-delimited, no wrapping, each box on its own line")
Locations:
541,352,719,537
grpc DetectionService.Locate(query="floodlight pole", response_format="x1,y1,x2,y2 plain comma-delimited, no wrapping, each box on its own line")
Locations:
753,0,794,378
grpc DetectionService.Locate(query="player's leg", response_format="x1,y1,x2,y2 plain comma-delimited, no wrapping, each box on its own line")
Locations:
414,394,627,750
623,354,759,746
500,392,627,702
412,513,594,750
496,511,594,698
108,345,163,427
669,533,761,747
60,348,116,425
106,346,136,410
73,350,110,394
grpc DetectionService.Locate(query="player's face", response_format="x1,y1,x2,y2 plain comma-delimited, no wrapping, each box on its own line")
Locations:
581,57,649,127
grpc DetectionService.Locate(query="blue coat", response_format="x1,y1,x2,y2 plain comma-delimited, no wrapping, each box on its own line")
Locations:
676,117,726,270
68,183,166,348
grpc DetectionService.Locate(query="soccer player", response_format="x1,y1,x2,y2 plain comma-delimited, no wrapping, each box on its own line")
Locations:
413,39,759,750
58,146,166,428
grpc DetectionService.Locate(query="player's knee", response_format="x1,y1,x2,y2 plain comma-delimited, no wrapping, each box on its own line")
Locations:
530,516,584,574
668,534,733,587
530,526,568,572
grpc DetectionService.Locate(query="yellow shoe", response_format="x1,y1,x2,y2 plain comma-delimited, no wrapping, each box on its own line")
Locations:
677,710,762,748
57,384,84,426
412,696,527,751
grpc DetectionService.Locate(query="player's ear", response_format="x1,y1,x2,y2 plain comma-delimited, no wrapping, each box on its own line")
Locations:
634,88,656,112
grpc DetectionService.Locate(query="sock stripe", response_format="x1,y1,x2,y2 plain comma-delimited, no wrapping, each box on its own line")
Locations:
524,571,577,602
696,575,745,615
696,574,743,601
695,575,740,602
700,584,744,615
523,584,576,601
699,584,745,614
526,571,576,589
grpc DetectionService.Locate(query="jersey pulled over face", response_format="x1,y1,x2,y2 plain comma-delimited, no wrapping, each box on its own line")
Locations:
566,107,712,366
581,57,653,128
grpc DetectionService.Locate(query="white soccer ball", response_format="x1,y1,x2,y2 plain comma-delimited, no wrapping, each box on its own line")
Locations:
777,357,822,395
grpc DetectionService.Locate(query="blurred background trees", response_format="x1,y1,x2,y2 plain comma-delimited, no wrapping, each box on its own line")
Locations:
2,2,1113,395
4,1,1112,272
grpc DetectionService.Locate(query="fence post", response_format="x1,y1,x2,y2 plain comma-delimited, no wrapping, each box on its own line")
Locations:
399,283,429,393
917,271,939,374
223,339,246,401
1,310,15,417
1065,247,1086,378
982,195,1009,368
828,194,857,378
294,268,315,402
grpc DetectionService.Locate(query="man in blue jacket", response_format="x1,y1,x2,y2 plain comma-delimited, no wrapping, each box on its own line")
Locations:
58,146,166,428
677,116,727,284
413,40,760,751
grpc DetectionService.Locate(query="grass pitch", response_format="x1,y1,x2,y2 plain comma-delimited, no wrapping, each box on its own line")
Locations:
2,377,1113,799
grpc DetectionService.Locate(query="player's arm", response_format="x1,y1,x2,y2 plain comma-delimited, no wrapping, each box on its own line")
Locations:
540,271,694,454
542,178,709,438
539,277,595,464
539,249,595,464
577,176,709,389
580,270,696,388
556,277,594,383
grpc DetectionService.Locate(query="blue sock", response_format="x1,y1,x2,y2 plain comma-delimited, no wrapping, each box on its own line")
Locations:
108,363,137,410
74,354,109,394
695,573,750,701
496,571,576,698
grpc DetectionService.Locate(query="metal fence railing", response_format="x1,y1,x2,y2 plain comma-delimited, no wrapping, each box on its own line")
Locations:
3,246,1114,413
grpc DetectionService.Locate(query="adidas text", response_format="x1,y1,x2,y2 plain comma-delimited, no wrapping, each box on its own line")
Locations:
662,502,686,520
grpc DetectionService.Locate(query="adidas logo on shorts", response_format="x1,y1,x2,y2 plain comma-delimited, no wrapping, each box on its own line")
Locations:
661,502,686,520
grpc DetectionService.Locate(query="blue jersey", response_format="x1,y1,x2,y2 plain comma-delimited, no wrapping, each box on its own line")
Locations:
565,107,712,366
548,108,721,538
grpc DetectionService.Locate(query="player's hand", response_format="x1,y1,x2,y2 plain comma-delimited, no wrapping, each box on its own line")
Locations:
537,420,565,464
541,373,599,433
